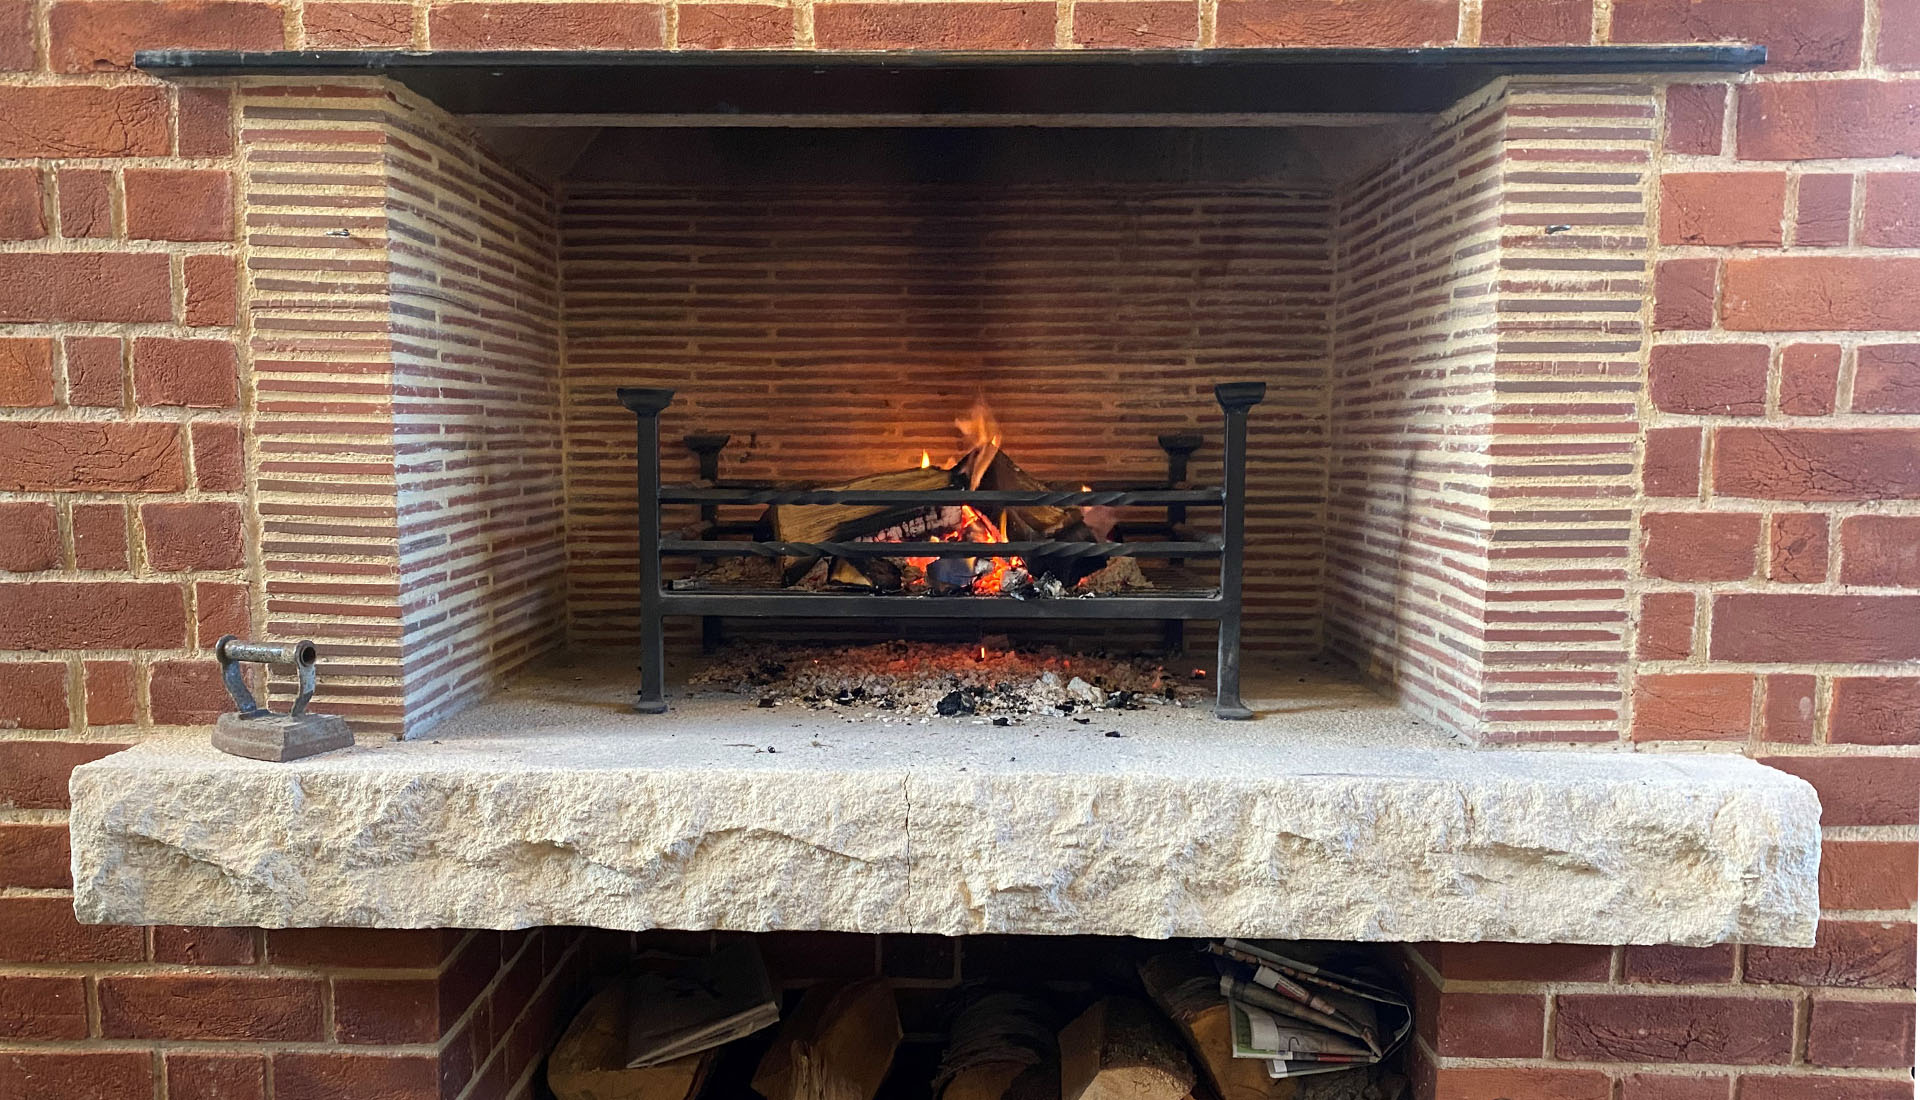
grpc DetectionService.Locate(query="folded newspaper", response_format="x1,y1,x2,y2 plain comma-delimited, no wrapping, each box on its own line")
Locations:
1209,939,1411,1081
624,940,781,1068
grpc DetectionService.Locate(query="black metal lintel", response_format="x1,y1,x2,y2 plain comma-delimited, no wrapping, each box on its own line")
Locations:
134,46,1763,119
660,538,1223,559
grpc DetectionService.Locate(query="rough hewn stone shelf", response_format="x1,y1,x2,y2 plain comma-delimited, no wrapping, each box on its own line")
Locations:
70,659,1819,946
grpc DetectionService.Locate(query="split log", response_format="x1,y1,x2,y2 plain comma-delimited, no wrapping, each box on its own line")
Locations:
770,466,956,545
1058,997,1196,1100
1137,955,1298,1100
752,979,901,1100
936,990,1060,1100
548,984,716,1100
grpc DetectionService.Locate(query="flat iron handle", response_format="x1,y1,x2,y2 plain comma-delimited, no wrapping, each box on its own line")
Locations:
215,636,320,717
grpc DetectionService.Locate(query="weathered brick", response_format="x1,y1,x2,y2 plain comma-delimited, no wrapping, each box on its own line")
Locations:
142,502,244,571
125,168,234,242
64,335,123,407
0,338,54,407
1746,920,1916,988
195,580,251,645
1839,515,1920,587
1738,79,1920,160
1623,944,1736,984
0,822,71,889
334,978,443,1043
84,659,137,725
1767,512,1827,582
1711,593,1920,662
1621,1075,1730,1100
1789,173,1852,248
1725,256,1920,330
149,658,231,725
1859,172,1920,247
0,896,144,963
133,336,239,407
0,1051,151,1100
271,1052,440,1100
1829,676,1920,745
1851,344,1920,414
0,581,187,649
812,2,1057,48
167,1053,267,1100
0,662,71,729
185,254,238,327
1883,0,1920,69
1631,672,1754,741
1649,344,1767,415
1819,840,1919,910
1433,1067,1610,1100
1433,992,1544,1057
0,975,87,1040
153,926,257,966
1641,511,1759,581
268,927,465,968
55,167,112,238
1215,0,1458,45
1643,426,1702,498
0,740,128,808
1416,942,1612,982
1072,1,1199,47
1553,993,1793,1063
1808,999,1917,1068
1636,592,1693,659
1660,173,1785,246
1652,258,1715,330
1761,673,1817,743
0,422,184,492
1664,84,1725,155
1713,429,1920,501
49,0,284,71
1480,0,1589,44
0,86,170,157
678,3,797,47
1758,755,1919,826
191,421,244,491
1778,343,1840,416
306,2,415,46
429,1,665,46
177,86,234,156
0,0,30,68
0,502,59,571
1615,0,1862,70
0,167,45,241
0,252,171,323
101,974,325,1040
1738,1077,1916,1100
73,502,129,570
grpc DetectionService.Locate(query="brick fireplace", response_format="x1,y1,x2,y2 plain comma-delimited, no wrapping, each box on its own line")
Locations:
3,15,1918,1100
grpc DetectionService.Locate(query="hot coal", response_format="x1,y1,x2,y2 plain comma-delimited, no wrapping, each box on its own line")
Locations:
688,639,1207,718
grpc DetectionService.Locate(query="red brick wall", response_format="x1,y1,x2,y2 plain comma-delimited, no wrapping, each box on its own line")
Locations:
1,3,1915,1100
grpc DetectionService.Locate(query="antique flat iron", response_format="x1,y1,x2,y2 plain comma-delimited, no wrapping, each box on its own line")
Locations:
210,636,353,762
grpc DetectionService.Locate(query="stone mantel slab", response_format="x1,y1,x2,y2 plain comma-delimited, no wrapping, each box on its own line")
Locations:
69,667,1820,946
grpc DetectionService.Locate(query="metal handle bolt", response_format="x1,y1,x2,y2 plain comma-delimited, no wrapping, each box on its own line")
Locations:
215,635,320,718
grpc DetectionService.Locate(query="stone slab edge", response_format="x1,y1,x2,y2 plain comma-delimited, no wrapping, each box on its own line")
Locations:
68,745,1821,946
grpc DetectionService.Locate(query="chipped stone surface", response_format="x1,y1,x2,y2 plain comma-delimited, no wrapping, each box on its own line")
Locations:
69,663,1821,946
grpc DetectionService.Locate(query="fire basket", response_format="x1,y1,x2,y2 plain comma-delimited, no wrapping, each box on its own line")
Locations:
620,382,1266,719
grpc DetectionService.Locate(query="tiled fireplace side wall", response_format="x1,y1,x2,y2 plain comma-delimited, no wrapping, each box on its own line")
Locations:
557,183,1336,655
238,82,567,739
1327,81,1654,745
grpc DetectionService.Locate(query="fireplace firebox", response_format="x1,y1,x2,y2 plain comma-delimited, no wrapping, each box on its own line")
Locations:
621,382,1267,717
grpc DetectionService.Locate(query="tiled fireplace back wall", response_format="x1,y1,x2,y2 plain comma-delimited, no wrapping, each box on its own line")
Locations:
238,78,1652,743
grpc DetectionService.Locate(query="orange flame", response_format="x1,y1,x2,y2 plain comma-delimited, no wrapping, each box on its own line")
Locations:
921,451,931,469
954,397,1002,490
